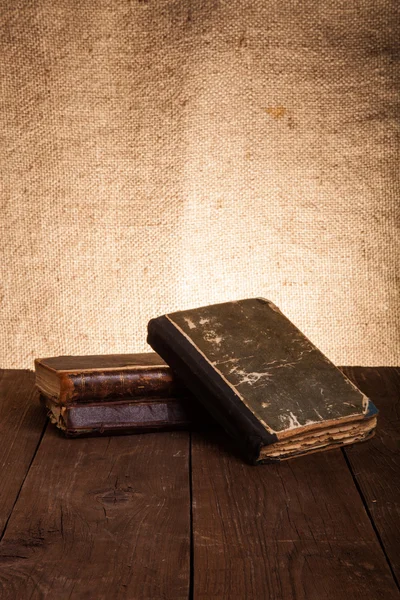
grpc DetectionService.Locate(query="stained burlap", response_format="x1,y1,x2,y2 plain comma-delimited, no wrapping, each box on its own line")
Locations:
1,0,399,368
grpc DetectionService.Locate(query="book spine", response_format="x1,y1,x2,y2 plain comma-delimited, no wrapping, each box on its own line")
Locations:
147,317,277,464
40,393,209,437
59,367,177,404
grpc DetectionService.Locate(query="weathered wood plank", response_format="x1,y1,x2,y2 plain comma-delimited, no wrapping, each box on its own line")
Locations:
0,428,190,599
191,429,400,600
342,367,400,586
0,370,46,537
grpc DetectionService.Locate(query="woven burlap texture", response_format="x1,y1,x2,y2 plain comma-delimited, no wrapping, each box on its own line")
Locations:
1,0,399,368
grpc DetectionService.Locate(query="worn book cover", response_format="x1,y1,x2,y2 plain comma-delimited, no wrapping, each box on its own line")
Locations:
35,352,176,404
38,393,199,437
35,352,207,436
147,298,378,463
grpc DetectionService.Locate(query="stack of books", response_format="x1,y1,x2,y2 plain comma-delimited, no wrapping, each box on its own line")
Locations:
35,298,378,463
35,353,206,437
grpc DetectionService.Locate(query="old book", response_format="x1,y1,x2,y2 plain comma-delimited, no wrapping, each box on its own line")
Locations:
35,352,206,437
147,298,378,464
35,353,176,404
38,394,197,437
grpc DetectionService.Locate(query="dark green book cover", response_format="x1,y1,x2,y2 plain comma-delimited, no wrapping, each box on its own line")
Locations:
147,298,378,464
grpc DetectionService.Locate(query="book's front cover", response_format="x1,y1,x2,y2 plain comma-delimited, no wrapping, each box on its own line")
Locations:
148,298,377,461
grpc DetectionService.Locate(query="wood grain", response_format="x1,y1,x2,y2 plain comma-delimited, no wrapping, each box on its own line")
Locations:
1,367,399,599
0,428,190,599
191,430,400,600
342,367,400,585
0,370,46,537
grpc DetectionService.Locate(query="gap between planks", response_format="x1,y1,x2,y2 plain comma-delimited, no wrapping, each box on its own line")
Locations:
0,421,48,543
188,430,194,600
342,448,399,591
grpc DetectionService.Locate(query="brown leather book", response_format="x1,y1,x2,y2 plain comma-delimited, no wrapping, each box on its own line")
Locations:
35,353,207,437
35,353,176,404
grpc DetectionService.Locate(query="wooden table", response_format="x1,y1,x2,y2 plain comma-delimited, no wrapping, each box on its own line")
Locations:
0,368,399,599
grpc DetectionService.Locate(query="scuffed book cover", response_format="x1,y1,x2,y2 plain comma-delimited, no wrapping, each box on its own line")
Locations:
39,393,203,438
35,352,176,404
147,298,378,464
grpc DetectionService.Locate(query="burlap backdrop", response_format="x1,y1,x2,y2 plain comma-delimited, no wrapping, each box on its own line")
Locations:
0,0,399,368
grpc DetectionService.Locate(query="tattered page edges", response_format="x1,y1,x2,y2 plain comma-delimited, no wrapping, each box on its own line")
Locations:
38,394,67,431
258,416,377,461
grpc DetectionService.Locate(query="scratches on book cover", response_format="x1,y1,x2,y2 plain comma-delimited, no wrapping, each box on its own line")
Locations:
218,354,312,390
212,357,239,367
183,317,196,330
313,408,323,420
204,332,223,345
228,366,273,387
279,411,321,430
287,412,301,428
199,318,210,325
185,317,224,347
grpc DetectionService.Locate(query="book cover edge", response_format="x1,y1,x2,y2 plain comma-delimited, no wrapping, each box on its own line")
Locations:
147,315,276,464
